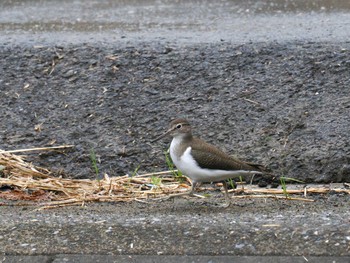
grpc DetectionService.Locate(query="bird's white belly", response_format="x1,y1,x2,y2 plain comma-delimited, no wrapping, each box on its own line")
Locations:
170,138,260,183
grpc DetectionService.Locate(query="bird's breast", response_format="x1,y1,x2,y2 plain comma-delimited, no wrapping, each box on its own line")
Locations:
169,138,185,166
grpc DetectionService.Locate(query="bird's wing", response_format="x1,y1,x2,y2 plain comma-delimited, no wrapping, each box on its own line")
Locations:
190,139,262,172
190,148,241,170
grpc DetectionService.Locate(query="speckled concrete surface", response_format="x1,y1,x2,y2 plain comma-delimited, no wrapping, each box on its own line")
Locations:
1,195,349,256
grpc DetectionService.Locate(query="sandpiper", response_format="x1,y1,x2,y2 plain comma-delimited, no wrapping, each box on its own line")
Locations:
153,118,266,206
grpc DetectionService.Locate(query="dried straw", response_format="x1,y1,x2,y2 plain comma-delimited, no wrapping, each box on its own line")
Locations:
0,148,349,208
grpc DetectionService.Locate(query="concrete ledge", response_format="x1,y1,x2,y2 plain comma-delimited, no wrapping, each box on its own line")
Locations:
2,255,350,263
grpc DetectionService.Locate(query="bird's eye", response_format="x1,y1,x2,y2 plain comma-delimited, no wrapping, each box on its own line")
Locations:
176,124,182,129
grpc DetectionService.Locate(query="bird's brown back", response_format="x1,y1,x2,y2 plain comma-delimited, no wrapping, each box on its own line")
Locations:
189,137,265,172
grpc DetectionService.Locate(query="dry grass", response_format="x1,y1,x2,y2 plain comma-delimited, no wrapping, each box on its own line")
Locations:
0,149,191,208
0,148,349,209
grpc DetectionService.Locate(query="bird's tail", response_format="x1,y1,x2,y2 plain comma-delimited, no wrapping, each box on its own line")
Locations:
245,161,268,172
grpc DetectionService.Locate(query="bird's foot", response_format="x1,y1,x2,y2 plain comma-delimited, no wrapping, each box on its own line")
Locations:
222,201,231,208
213,201,231,208
152,191,192,202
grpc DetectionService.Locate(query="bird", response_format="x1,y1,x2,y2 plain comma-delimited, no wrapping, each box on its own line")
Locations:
153,118,267,206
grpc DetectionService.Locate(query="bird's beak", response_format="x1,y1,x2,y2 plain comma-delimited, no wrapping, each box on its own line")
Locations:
151,127,173,142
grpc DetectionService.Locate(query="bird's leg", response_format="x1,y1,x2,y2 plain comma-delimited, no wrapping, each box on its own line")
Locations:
221,181,231,208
